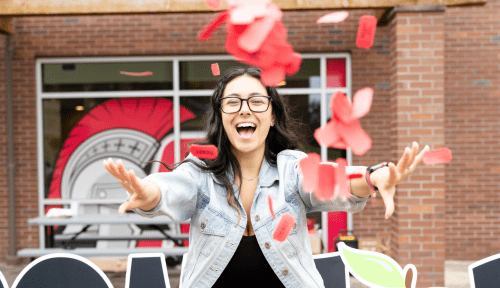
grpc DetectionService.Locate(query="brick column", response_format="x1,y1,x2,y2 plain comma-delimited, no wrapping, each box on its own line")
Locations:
0,34,8,264
388,7,445,288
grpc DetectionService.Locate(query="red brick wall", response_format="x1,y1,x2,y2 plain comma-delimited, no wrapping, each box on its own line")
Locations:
2,1,499,270
389,10,446,287
283,10,394,249
0,34,9,264
444,0,500,260
8,11,395,263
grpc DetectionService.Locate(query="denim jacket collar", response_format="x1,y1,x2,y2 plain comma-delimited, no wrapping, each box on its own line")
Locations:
211,155,278,188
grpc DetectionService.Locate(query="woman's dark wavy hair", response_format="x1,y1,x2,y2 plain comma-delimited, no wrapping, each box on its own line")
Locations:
147,66,305,226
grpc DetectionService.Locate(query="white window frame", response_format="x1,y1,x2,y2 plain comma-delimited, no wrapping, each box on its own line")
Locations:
36,53,352,251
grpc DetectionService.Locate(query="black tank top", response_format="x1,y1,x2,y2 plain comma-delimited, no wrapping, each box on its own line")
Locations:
212,235,286,287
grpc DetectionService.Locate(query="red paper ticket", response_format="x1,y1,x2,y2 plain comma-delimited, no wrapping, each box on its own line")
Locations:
423,147,452,165
211,63,220,76
316,163,336,201
347,174,363,180
298,153,321,193
119,71,153,77
268,194,275,219
272,213,296,242
316,11,349,24
356,15,377,49
189,145,218,159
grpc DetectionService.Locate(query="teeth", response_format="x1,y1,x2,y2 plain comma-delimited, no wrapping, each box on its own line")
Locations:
236,123,256,128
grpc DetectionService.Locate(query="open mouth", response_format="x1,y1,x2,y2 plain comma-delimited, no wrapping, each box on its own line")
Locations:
236,124,256,139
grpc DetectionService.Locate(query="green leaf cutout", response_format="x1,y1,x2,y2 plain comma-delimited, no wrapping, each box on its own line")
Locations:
337,242,406,288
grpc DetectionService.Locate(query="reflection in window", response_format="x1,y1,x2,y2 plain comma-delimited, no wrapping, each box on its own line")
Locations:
326,58,346,88
179,97,211,131
180,97,211,159
42,62,173,92
281,59,320,88
326,91,347,161
282,94,321,155
180,60,251,90
43,98,113,196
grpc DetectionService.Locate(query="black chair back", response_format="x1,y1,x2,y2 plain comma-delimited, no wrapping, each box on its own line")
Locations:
313,252,350,288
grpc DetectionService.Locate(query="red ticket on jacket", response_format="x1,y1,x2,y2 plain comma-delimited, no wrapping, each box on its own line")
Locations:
273,213,295,242
189,145,218,159
268,194,275,219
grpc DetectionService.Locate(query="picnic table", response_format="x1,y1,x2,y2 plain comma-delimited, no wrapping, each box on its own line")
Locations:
18,213,190,263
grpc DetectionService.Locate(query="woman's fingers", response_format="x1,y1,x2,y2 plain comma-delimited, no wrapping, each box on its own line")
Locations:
107,158,124,180
118,202,129,215
129,169,142,193
411,144,430,170
116,159,129,182
407,142,419,167
387,162,397,186
380,187,395,219
103,159,120,179
397,147,411,175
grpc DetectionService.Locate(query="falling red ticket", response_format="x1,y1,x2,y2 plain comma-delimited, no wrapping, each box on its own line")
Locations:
316,163,336,201
211,63,220,76
189,145,218,159
423,147,452,165
198,10,229,41
314,88,373,156
268,194,275,219
356,15,377,49
316,11,349,24
335,158,350,199
119,71,153,77
205,0,223,10
272,213,295,242
298,153,321,193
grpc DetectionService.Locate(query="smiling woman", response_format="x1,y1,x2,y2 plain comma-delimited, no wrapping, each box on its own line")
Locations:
102,66,429,288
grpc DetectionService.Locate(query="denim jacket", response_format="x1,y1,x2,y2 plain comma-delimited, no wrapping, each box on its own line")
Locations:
132,149,370,288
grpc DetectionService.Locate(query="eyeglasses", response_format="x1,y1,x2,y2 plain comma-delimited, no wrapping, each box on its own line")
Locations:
220,96,272,114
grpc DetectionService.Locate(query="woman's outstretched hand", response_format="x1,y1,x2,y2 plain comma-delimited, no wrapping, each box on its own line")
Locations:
103,158,161,215
370,142,430,219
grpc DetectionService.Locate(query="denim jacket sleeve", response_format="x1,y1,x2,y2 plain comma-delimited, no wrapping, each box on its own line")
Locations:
289,151,371,213
129,154,205,222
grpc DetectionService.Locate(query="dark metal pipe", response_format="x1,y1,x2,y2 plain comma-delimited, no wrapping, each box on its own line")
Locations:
6,34,17,257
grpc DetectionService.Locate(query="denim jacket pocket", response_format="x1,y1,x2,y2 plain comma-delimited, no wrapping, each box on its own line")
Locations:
197,205,231,257
266,204,301,259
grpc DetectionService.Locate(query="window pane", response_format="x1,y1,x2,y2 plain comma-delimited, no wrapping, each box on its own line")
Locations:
180,60,250,90
180,96,211,160
180,97,211,131
326,91,347,161
326,58,346,88
42,62,173,92
281,59,320,88
44,97,175,249
282,94,321,155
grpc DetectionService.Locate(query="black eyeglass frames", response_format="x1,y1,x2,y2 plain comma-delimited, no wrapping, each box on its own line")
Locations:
220,96,272,114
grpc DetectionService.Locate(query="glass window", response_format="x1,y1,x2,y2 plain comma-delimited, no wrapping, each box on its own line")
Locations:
44,96,175,248
326,58,346,88
179,96,211,160
179,97,211,131
281,94,321,155
281,59,320,88
42,62,173,92
326,91,347,161
180,60,250,90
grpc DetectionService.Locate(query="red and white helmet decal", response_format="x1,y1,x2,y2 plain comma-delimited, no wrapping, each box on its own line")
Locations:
47,97,195,214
